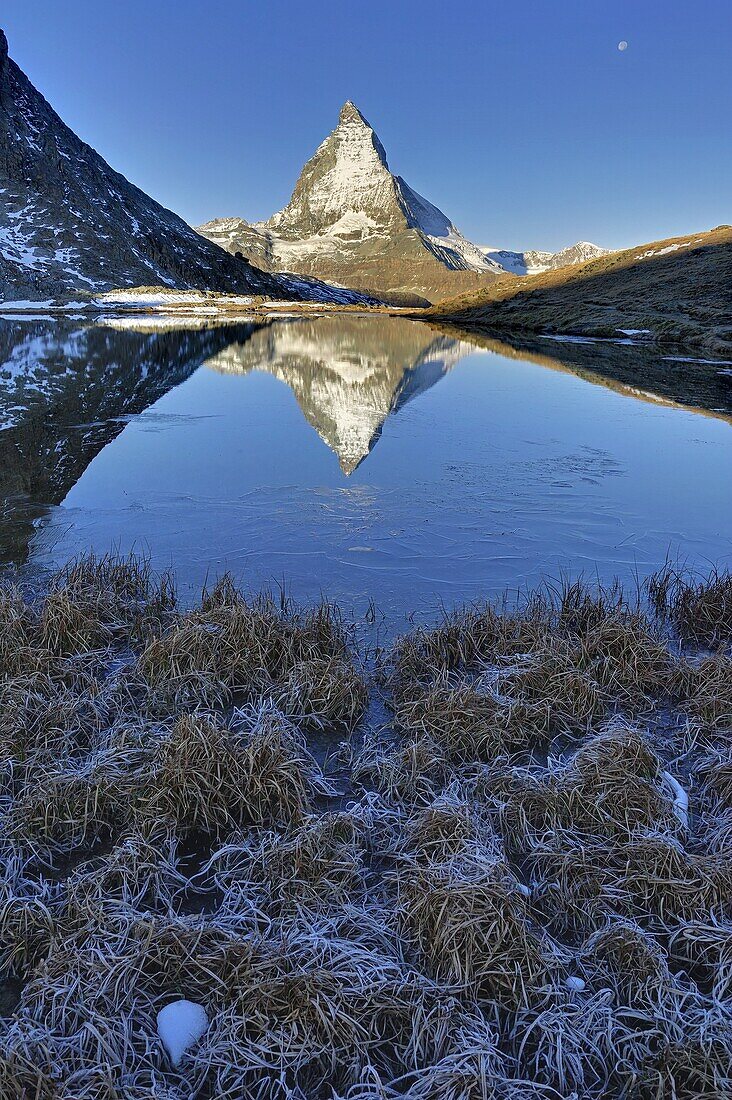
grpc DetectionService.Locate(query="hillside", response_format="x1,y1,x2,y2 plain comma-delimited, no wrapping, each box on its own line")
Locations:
426,226,732,352
0,29,281,301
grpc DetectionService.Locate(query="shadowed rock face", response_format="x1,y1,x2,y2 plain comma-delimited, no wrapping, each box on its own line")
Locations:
0,319,261,563
198,103,504,304
0,28,282,302
204,315,473,472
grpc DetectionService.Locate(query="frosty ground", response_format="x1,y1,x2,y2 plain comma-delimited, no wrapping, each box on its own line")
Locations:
0,555,731,1098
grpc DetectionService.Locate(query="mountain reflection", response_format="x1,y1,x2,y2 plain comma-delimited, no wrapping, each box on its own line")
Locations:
203,316,472,473
0,319,260,563
1,311,729,573
0,315,472,565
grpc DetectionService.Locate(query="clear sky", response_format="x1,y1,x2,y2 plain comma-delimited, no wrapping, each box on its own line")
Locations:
4,0,730,251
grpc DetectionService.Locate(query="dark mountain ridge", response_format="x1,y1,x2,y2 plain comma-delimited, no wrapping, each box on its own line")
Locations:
0,29,282,302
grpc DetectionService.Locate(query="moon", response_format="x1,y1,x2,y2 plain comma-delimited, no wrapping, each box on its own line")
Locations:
618,40,628,51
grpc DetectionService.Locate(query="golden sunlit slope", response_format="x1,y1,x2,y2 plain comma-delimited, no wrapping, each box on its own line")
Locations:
425,226,732,352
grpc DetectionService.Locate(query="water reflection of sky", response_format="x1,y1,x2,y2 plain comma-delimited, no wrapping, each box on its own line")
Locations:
26,319,732,630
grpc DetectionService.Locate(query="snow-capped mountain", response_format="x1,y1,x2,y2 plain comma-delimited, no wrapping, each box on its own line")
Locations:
204,315,473,472
199,102,505,305
482,241,610,276
0,29,361,305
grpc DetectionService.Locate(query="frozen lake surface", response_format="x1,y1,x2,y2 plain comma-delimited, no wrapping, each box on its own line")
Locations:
1,313,730,629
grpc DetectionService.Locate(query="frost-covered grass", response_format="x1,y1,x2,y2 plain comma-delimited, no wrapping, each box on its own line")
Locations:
0,555,731,1097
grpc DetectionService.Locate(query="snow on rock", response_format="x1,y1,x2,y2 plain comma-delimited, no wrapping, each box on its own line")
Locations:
0,299,54,311
482,241,610,276
198,101,507,300
157,999,209,1067
638,243,686,259
395,176,501,273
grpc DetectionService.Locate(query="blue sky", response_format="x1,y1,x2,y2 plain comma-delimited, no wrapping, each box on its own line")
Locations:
4,0,730,251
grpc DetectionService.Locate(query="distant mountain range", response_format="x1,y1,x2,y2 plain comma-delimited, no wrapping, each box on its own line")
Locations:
481,241,610,276
198,102,506,305
0,27,612,309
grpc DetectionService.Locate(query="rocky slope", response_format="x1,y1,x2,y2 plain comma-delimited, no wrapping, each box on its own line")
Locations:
482,241,610,276
425,226,732,352
204,315,472,472
0,29,337,303
199,102,506,305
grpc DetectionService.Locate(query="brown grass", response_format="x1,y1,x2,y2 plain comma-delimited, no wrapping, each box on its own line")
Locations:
649,565,732,648
0,555,731,1097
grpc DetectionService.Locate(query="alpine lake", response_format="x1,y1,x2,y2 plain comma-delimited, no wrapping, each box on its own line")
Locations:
2,311,731,631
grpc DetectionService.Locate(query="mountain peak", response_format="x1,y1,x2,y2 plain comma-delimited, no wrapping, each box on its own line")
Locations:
202,102,504,300
338,100,369,126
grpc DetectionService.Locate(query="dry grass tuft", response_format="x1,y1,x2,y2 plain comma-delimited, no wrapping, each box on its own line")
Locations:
400,789,497,865
396,846,556,1006
352,731,451,805
581,919,672,1003
650,564,732,647
142,705,336,835
200,810,366,915
479,723,679,857
646,999,732,1099
2,750,134,854
695,746,732,812
39,553,175,656
137,587,365,727
675,656,732,729
0,853,60,979
507,992,655,1098
668,921,732,1001
531,832,732,933
394,681,551,765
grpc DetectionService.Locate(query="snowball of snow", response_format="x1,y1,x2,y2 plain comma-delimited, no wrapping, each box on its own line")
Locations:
157,999,209,1067
565,976,586,992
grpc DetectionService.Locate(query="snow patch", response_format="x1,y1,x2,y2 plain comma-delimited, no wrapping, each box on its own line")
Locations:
540,334,598,345
663,355,732,366
565,977,586,992
662,771,689,829
156,1000,209,1067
